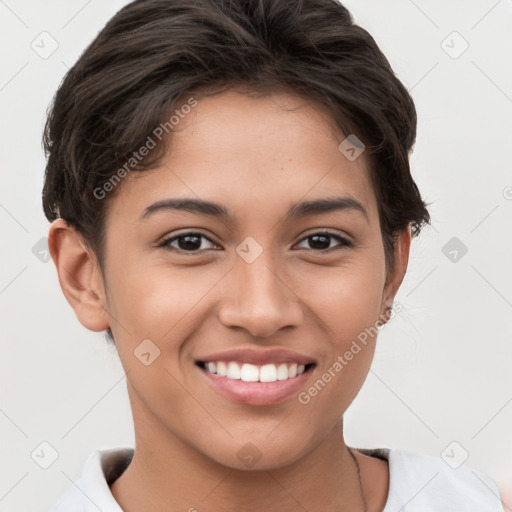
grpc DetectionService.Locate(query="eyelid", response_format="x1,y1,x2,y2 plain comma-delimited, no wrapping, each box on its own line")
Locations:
294,230,353,250
157,231,219,250
157,229,353,253
299,228,352,241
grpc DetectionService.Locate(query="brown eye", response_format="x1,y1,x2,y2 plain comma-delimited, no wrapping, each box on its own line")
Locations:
295,232,353,252
158,232,218,253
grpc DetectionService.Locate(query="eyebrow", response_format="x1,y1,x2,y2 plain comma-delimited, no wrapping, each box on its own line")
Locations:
140,196,369,223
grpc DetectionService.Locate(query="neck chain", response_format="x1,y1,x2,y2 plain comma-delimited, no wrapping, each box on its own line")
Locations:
348,447,368,512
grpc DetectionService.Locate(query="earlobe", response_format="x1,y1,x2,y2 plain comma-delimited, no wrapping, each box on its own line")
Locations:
48,219,110,332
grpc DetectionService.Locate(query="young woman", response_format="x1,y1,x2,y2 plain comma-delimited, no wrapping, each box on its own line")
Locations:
43,0,505,510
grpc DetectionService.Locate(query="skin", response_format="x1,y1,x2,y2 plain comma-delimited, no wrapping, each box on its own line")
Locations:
48,88,410,512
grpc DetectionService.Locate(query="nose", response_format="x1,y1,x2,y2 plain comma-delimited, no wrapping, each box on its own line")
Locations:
218,251,303,338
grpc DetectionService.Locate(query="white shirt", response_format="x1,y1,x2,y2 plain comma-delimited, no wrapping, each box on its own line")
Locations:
49,446,505,511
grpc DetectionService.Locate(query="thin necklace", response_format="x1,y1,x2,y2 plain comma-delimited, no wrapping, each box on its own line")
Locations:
348,447,368,512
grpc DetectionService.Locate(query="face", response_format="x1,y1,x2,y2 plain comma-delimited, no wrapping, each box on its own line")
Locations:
52,88,409,471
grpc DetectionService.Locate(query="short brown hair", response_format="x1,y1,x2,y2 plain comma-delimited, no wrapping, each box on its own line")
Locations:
42,0,431,342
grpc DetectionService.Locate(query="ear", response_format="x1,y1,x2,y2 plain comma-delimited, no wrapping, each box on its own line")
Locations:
48,218,110,332
379,225,411,324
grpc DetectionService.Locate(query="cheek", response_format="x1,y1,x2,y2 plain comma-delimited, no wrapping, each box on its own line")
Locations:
104,257,227,378
302,255,386,342
105,263,208,427
296,266,384,421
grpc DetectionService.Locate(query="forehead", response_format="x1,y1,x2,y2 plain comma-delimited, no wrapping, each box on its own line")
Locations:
107,89,378,225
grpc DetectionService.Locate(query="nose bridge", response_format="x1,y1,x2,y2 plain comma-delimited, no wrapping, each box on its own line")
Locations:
218,240,302,337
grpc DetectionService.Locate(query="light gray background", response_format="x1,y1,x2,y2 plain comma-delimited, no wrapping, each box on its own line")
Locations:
1,1,511,510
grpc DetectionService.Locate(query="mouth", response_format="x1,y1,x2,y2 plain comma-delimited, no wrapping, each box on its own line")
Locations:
194,349,317,406
195,360,316,383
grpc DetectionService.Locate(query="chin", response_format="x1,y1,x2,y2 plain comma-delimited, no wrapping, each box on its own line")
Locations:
201,433,313,472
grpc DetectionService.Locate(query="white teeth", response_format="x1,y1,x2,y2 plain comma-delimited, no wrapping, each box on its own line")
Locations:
240,363,259,382
226,361,241,379
259,363,277,382
216,361,227,377
202,361,311,382
276,363,289,380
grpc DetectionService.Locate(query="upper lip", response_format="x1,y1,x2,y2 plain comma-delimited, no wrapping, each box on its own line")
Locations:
196,348,316,366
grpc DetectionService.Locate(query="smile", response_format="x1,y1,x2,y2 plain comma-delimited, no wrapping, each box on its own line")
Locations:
196,361,314,382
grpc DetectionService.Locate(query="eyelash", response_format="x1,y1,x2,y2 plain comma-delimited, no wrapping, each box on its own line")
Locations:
157,230,354,254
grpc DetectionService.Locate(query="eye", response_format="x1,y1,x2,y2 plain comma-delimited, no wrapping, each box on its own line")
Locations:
157,230,353,254
158,232,219,253
294,231,353,253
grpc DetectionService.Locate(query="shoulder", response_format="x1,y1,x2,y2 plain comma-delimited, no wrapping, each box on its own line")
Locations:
48,447,134,512
357,446,504,512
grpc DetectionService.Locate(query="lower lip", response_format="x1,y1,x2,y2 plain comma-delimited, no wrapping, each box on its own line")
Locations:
197,364,315,406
